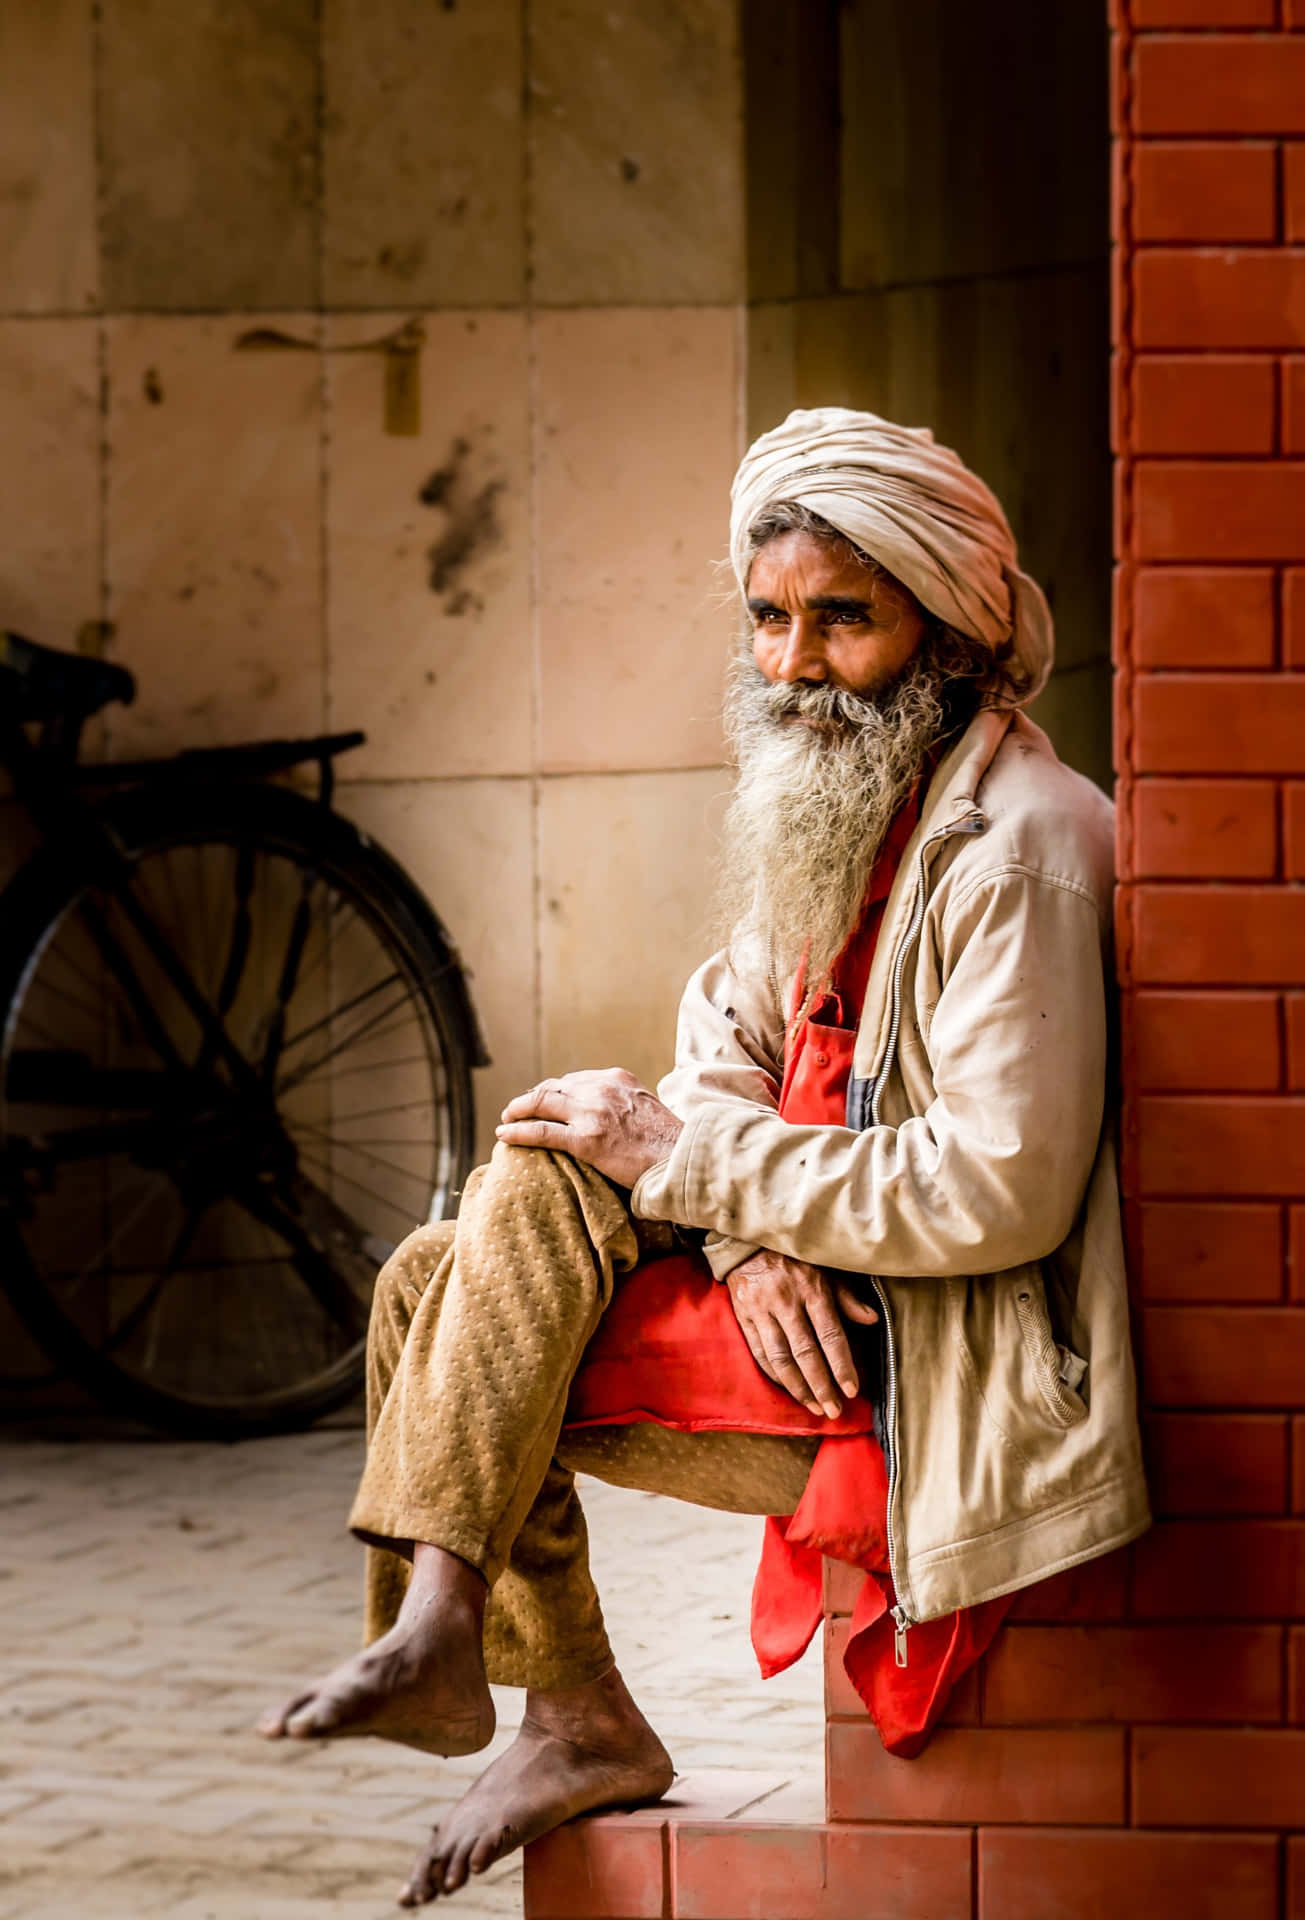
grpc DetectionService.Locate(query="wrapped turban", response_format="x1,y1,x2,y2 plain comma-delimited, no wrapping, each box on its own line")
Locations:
729,407,1054,704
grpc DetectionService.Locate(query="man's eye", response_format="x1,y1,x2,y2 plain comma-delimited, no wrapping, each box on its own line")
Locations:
754,609,788,627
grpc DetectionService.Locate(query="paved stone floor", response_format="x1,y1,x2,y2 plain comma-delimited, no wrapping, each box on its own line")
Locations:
0,1423,824,1919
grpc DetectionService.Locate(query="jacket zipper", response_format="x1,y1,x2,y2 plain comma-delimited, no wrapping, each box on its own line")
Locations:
868,807,986,1665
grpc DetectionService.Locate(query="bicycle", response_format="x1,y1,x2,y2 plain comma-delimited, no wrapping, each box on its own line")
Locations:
0,632,486,1440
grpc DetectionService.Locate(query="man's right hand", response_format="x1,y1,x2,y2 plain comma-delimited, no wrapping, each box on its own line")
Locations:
725,1250,879,1420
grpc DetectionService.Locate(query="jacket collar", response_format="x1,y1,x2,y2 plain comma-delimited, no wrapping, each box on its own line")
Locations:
917,706,1014,838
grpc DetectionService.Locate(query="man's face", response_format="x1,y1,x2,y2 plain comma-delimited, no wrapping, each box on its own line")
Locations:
746,530,928,706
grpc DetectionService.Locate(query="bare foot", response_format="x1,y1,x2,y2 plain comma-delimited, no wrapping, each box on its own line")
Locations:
397,1668,673,1905
256,1544,495,1757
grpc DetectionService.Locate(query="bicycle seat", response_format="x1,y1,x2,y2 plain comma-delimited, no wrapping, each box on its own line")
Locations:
0,632,136,720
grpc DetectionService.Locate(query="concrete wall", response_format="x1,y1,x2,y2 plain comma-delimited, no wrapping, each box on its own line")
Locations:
0,0,748,1168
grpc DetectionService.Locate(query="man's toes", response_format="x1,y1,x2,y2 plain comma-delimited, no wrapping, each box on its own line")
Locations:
256,1691,314,1738
398,1835,443,1907
440,1841,474,1895
468,1826,511,1877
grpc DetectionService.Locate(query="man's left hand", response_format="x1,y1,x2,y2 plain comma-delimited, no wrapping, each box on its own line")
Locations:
496,1068,683,1190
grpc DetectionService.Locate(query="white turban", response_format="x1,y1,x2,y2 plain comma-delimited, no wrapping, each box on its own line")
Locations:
729,407,1054,704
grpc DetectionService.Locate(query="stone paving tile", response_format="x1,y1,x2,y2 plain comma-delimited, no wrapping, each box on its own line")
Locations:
0,1429,823,1917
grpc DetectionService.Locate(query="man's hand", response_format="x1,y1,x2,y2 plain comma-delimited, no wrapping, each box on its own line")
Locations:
726,1250,879,1420
496,1068,683,1190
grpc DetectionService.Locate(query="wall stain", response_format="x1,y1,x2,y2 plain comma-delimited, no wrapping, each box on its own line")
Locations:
143,367,164,404
418,436,505,615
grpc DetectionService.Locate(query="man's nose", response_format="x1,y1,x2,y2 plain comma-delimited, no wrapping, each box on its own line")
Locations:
771,617,829,684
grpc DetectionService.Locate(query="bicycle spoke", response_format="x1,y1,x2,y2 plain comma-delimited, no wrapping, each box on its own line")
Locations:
98,1203,207,1357
276,983,421,1097
287,1115,435,1190
294,1144,426,1223
233,1179,372,1342
277,969,404,1059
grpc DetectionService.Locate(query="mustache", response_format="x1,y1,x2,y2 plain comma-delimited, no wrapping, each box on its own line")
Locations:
734,666,889,736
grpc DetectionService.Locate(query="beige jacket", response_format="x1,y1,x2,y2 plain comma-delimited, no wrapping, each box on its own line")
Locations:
632,708,1150,1644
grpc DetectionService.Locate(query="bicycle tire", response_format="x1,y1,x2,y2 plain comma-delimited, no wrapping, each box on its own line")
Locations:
0,780,478,1439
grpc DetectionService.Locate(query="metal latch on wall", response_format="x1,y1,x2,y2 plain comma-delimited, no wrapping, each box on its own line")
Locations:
233,317,425,436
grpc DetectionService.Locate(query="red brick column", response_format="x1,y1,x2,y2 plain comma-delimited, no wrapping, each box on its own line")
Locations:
1108,0,1305,1912
525,5,1305,1912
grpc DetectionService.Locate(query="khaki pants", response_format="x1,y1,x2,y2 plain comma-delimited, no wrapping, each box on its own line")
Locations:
351,1143,817,1691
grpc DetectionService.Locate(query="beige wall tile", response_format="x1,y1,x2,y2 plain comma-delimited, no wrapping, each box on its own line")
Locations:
0,1,97,314
538,768,730,1093
337,776,537,1163
106,316,323,754
530,0,745,306
322,0,524,309
326,312,532,780
0,320,100,649
535,307,740,776
99,0,316,310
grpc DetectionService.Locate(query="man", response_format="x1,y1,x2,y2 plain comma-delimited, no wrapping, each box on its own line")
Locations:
260,409,1149,1906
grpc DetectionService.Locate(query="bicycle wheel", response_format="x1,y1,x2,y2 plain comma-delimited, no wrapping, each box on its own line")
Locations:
0,780,478,1438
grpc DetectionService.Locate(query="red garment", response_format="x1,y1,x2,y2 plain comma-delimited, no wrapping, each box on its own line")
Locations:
563,795,1011,1757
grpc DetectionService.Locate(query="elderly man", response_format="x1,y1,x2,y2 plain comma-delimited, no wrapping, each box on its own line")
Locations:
260,409,1149,1905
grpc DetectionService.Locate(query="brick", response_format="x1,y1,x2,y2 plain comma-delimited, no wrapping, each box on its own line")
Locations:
1134,780,1277,878
1135,676,1305,773
1142,1306,1305,1405
1136,252,1305,351
1136,1201,1284,1301
1134,567,1276,670
1006,1553,1130,1622
1133,1519,1305,1615
1134,354,1276,453
1135,887,1305,985
1138,464,1305,562
1134,1727,1305,1826
524,1817,665,1918
821,1558,864,1615
823,1616,981,1723
1133,989,1281,1088
672,1822,973,1920
1287,782,1305,871
1134,0,1276,16
1145,1411,1289,1512
979,1829,1280,1920
1288,145,1305,242
1288,994,1305,1088
982,1623,1282,1722
1291,1626,1305,1719
1137,37,1305,134
1293,1206,1305,1298
1138,1096,1305,1194
1295,1415,1305,1506
1285,360,1305,452
1287,573,1305,669
1292,1838,1305,1920
1136,146,1278,245
825,1724,1125,1826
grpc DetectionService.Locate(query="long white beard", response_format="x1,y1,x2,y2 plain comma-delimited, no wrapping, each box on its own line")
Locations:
717,650,951,1004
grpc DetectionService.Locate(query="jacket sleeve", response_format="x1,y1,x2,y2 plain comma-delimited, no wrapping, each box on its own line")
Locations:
632,868,1108,1277
651,944,787,1279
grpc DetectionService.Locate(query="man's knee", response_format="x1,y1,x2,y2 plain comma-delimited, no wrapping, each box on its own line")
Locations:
371,1219,456,1324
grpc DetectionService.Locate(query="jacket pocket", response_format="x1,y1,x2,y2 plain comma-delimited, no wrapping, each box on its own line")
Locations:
1014,1267,1089,1428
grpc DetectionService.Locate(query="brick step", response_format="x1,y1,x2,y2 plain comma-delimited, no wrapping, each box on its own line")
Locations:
524,1791,1282,1918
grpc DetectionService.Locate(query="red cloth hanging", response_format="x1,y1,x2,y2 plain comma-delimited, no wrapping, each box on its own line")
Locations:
563,793,1011,1755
